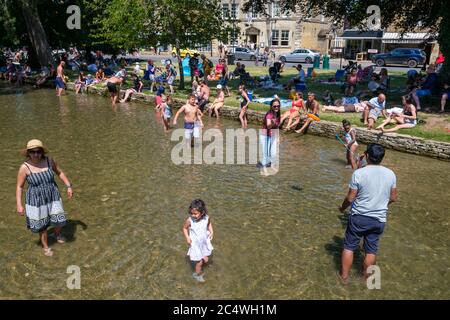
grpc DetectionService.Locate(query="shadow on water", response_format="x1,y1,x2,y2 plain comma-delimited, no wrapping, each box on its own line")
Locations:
324,235,363,273
36,220,88,246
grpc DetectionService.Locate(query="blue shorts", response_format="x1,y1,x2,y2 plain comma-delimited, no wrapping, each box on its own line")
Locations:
55,77,65,89
344,214,385,254
416,89,431,97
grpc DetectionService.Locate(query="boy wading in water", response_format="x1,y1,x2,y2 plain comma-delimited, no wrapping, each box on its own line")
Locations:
338,144,397,284
55,61,66,96
173,94,204,146
183,199,213,283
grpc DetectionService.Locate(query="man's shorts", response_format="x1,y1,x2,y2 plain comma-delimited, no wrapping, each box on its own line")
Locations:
184,122,200,139
369,108,382,121
344,214,385,254
55,77,65,89
107,82,117,93
416,89,431,97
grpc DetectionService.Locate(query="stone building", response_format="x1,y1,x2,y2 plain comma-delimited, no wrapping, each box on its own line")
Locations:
208,0,333,55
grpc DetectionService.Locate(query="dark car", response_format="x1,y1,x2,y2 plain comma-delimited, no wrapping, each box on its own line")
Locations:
372,48,426,68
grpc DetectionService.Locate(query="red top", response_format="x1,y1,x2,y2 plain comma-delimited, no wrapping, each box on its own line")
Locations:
262,111,280,137
347,74,358,85
292,99,304,108
436,52,445,65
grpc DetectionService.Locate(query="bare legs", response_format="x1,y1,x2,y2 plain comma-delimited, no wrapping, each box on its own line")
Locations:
120,89,135,103
239,107,248,129
441,93,448,112
295,118,313,134
340,249,377,283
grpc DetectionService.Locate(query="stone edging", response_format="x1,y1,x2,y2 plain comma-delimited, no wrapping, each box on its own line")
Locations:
65,82,450,161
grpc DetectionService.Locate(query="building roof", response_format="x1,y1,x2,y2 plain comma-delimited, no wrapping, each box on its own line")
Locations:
382,32,435,44
341,30,383,39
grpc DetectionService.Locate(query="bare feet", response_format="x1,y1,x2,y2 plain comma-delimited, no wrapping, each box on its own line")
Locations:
336,271,349,285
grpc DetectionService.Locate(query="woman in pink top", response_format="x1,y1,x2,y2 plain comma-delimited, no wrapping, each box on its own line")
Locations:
258,99,281,174
345,69,358,96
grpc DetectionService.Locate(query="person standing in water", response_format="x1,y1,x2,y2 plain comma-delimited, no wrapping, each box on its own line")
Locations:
55,61,66,96
238,84,251,129
173,94,204,146
341,119,359,169
338,144,397,284
182,199,213,283
16,139,73,257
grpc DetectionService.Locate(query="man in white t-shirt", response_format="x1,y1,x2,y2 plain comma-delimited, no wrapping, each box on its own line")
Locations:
362,93,387,130
337,144,397,284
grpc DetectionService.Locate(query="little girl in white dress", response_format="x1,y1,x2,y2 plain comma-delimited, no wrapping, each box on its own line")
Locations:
182,199,214,282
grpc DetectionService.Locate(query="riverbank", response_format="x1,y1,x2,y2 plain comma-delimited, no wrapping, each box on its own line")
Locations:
62,82,450,160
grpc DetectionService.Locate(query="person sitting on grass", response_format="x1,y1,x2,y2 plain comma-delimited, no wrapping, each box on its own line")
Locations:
362,93,387,130
208,84,225,118
377,95,417,133
295,92,320,135
285,64,305,91
280,91,305,131
95,68,105,83
120,73,143,103
410,65,438,111
74,71,86,94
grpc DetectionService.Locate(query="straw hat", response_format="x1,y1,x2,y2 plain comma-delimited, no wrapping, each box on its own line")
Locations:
21,139,48,156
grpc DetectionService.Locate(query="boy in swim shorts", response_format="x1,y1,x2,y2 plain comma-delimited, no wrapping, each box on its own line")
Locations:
173,94,203,145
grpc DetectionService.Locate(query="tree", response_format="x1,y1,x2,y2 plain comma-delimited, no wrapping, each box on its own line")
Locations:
244,0,449,75
90,0,232,89
17,0,53,67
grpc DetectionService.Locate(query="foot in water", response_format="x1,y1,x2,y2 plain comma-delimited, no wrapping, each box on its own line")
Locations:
192,273,206,283
336,271,349,285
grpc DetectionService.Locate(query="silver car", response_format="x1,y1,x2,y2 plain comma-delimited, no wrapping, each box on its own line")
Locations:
230,47,260,61
279,49,321,64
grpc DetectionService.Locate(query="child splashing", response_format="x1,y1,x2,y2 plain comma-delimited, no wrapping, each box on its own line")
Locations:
182,199,214,283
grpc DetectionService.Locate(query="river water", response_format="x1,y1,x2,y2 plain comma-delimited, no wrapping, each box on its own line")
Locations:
0,86,448,299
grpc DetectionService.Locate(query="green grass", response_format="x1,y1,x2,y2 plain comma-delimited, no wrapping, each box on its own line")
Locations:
67,62,450,143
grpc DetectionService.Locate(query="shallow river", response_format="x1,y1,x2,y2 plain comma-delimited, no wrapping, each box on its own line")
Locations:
0,86,448,299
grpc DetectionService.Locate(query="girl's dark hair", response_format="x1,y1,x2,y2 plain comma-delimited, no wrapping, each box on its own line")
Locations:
403,95,415,106
189,199,208,217
270,98,281,118
296,91,303,98
342,119,351,126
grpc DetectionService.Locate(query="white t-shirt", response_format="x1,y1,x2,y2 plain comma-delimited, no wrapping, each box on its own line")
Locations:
349,165,397,223
369,97,386,110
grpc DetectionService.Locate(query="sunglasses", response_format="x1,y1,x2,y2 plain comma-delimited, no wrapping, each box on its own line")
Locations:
29,149,43,155
272,104,280,107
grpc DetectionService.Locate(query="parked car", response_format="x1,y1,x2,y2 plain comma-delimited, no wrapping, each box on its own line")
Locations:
229,47,261,61
171,48,200,58
278,49,322,64
372,48,426,68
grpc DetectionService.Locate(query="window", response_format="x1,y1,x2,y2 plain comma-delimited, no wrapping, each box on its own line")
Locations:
281,30,289,46
271,30,279,46
272,2,281,18
231,3,238,19
222,3,229,19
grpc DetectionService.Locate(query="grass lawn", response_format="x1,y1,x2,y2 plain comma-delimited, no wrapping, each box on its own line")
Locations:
66,61,450,143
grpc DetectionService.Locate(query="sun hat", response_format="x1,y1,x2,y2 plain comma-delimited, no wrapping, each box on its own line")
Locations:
216,84,222,89
21,139,48,156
